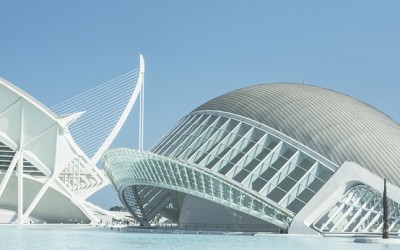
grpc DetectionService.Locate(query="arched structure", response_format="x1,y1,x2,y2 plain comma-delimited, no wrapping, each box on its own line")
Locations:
0,55,145,223
104,83,400,234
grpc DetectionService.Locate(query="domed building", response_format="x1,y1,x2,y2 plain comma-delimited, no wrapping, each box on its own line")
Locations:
104,83,400,234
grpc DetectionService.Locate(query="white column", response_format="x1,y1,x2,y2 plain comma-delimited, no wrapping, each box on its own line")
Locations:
138,67,145,151
21,175,56,223
18,151,24,224
73,159,76,192
69,163,72,188
77,156,81,196
64,168,67,186
18,103,24,224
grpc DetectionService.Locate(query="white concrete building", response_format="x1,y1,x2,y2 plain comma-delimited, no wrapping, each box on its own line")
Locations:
0,55,145,224
104,83,400,234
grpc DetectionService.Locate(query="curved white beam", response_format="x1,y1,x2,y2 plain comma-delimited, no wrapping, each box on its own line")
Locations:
91,55,145,165
0,78,58,122
103,149,294,229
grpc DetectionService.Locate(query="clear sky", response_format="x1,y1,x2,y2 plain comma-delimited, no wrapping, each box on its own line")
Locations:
1,1,399,209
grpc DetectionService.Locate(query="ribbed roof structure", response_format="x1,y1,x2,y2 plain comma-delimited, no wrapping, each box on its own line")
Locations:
194,83,400,186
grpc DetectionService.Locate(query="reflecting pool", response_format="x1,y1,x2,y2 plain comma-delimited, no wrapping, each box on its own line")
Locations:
0,225,398,250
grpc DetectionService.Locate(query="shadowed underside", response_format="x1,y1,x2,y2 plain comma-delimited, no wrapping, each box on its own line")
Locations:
105,82,400,234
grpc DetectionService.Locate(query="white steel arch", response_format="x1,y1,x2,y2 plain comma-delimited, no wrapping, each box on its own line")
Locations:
91,54,145,164
51,55,145,165
103,148,293,229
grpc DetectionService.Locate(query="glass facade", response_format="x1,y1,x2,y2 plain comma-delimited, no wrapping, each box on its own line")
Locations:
152,112,335,214
102,83,400,234
104,149,293,228
313,185,400,233
104,111,337,229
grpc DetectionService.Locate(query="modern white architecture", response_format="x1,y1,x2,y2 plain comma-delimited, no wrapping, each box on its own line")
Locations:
104,83,400,234
0,55,145,224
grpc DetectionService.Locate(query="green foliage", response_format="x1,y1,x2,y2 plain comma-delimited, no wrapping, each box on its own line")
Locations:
109,205,126,212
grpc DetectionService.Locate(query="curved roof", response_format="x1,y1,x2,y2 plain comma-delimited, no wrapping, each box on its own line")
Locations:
0,77,57,121
193,83,400,186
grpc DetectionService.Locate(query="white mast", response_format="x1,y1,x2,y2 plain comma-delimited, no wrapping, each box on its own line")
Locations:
88,54,145,164
138,54,145,151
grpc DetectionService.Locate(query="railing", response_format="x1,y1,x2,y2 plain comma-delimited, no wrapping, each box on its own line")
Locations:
155,223,284,233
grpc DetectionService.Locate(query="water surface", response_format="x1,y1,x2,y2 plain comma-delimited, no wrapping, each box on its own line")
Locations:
0,225,397,249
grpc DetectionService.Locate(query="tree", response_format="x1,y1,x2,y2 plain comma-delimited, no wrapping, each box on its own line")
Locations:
109,205,126,212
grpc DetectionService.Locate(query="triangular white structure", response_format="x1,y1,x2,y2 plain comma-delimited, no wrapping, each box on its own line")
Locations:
0,55,145,224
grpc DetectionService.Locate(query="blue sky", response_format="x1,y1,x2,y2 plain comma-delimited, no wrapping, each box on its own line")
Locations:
1,1,399,208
